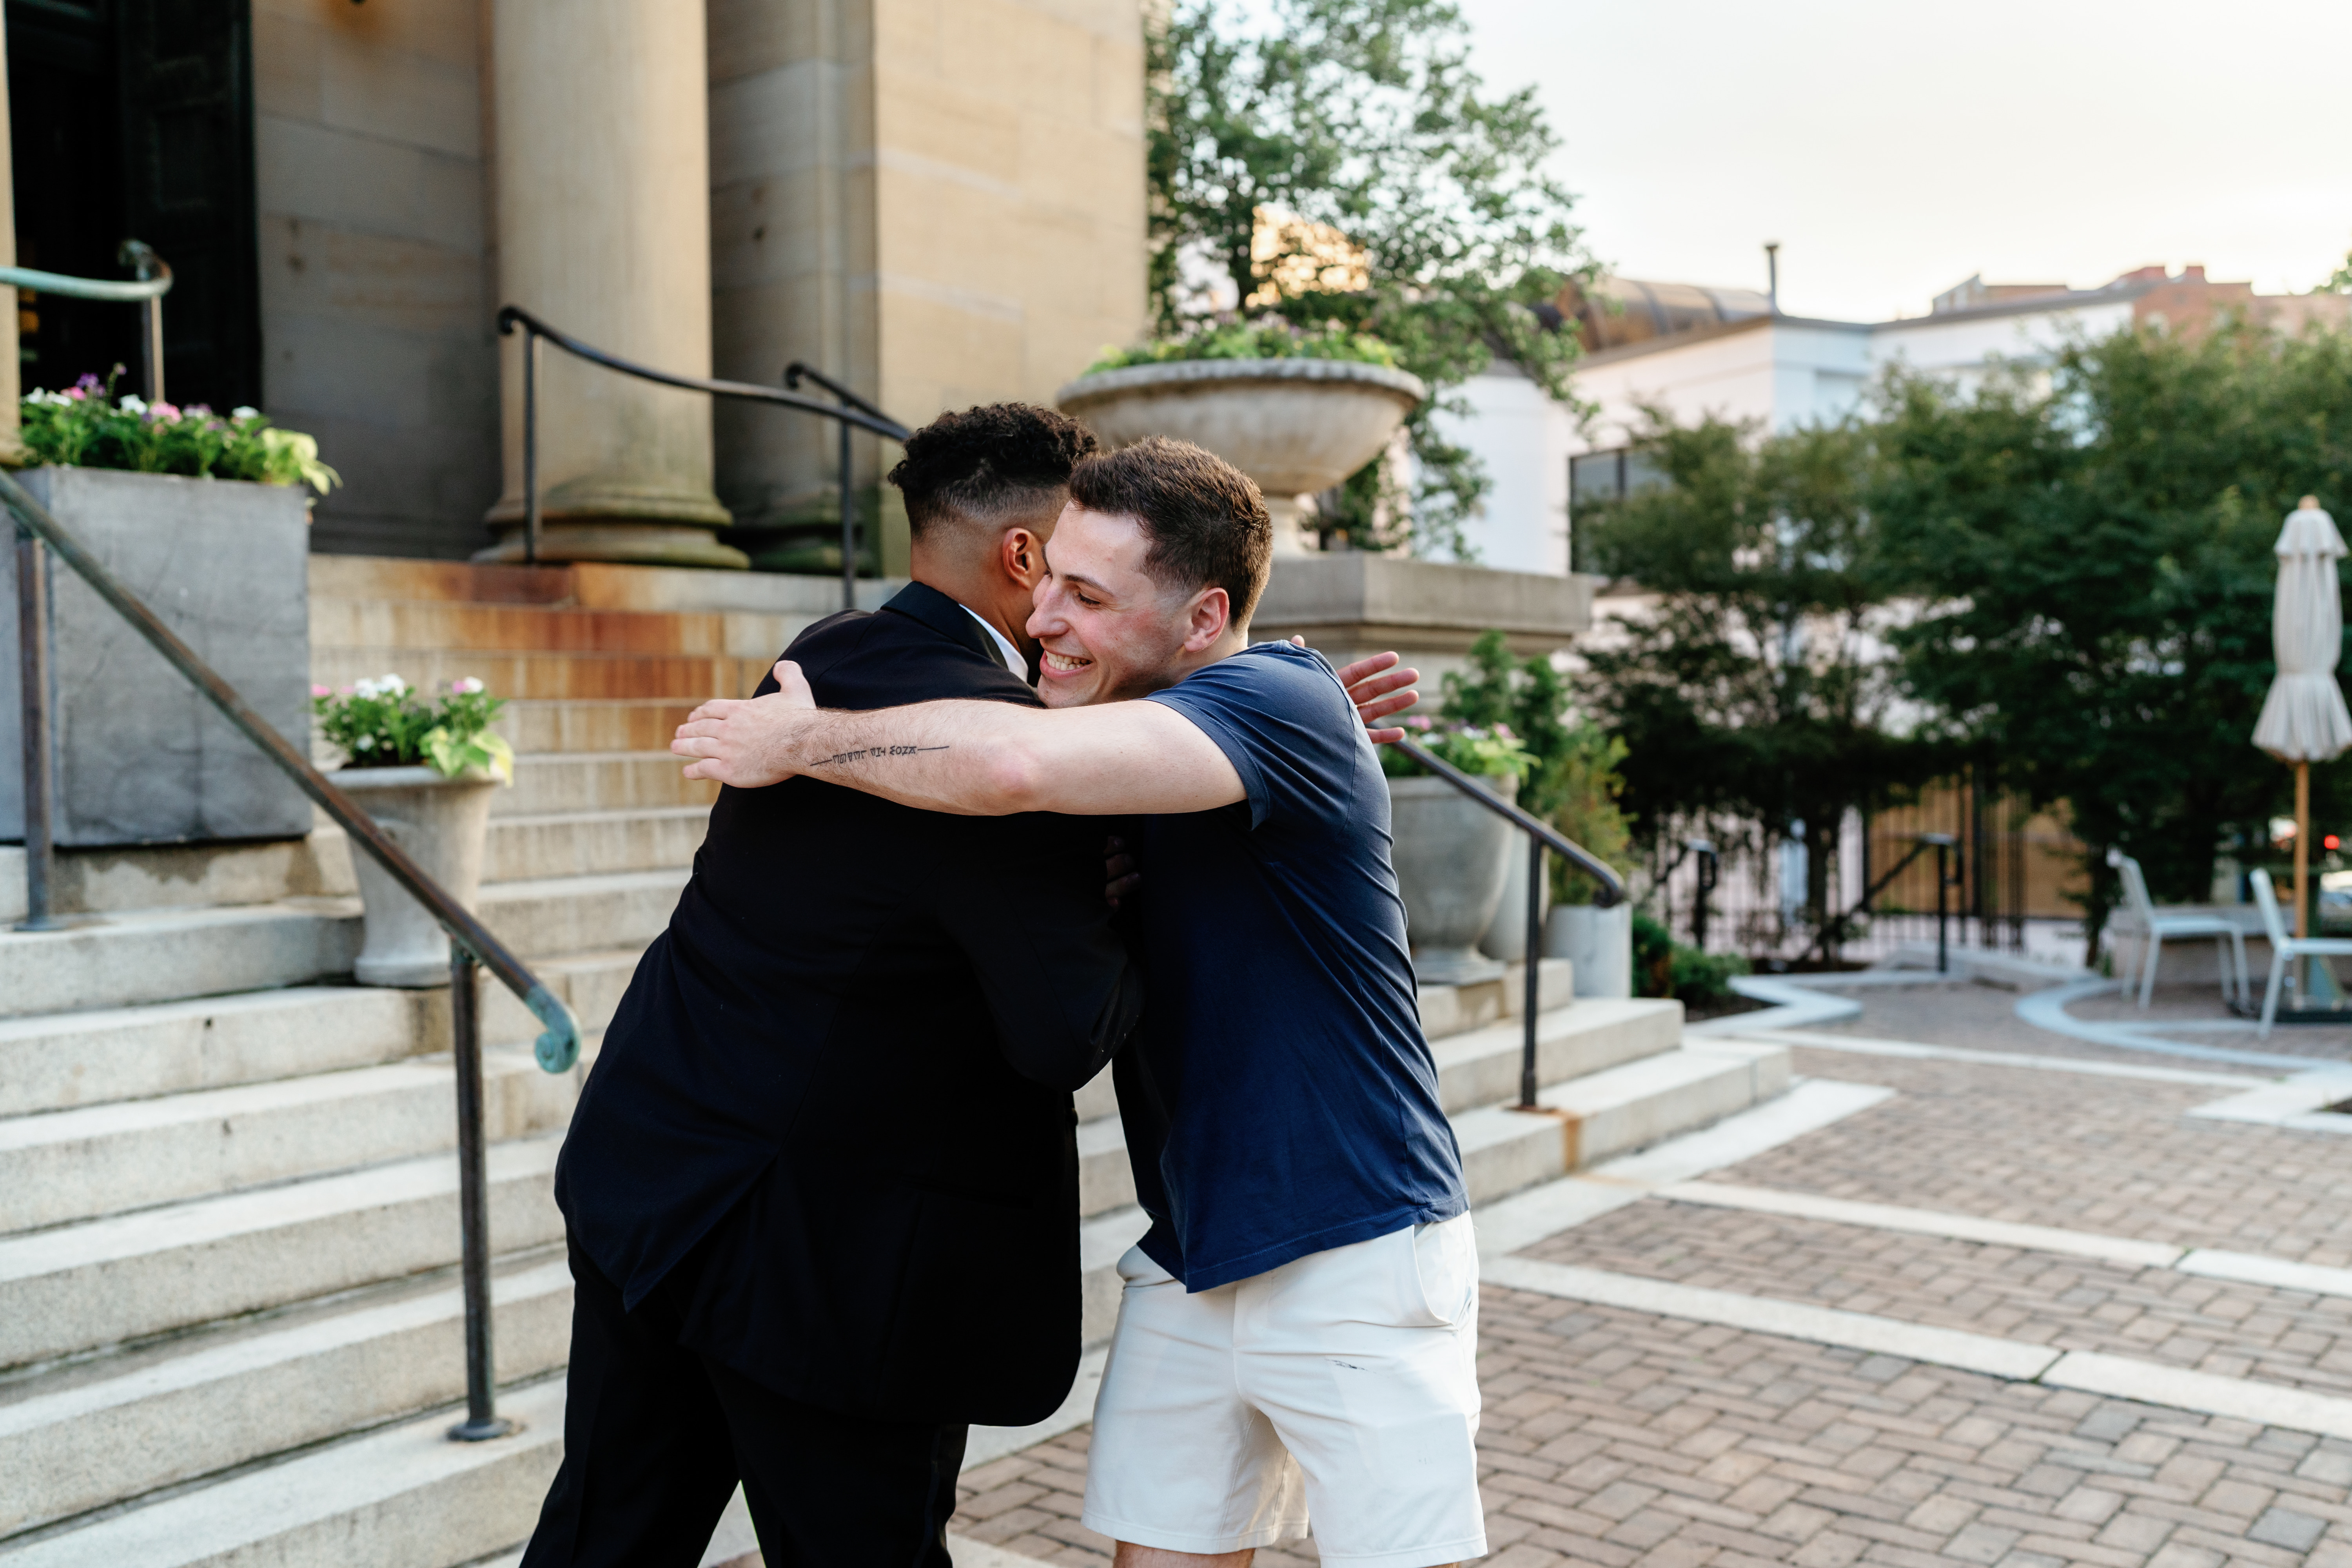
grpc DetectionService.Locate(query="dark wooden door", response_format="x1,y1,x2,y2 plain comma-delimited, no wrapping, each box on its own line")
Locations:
112,0,259,411
2,0,258,409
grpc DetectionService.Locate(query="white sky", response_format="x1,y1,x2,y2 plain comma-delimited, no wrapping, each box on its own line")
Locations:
1452,0,2352,323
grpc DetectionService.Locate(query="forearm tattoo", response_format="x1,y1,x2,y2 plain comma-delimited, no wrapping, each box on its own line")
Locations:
809,744,950,768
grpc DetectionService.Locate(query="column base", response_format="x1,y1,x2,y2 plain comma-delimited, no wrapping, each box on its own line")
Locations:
474,522,750,570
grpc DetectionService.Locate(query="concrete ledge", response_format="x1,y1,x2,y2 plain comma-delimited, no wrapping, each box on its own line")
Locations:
1253,554,1593,655
1429,997,1681,1113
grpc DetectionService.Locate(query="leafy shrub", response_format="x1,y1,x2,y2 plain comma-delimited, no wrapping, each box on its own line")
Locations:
312,675,514,782
1085,316,1398,375
1631,910,1748,1005
1379,715,1533,780
22,370,340,494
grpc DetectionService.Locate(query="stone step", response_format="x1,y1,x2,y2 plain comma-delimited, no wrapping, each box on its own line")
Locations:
307,597,799,660
480,807,707,881
1077,1113,1133,1218
1,1049,578,1236
0,869,673,1020
479,869,687,960
498,750,716,815
0,1135,566,1370
0,1374,568,1568
0,986,428,1119
307,552,895,617
0,906,359,1021
0,1257,573,1542
1430,996,1682,1114
312,647,771,703
499,698,704,755
1450,1040,1793,1205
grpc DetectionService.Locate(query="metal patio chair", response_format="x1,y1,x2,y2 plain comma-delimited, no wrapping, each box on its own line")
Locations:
2249,869,2352,1037
2110,850,2248,1010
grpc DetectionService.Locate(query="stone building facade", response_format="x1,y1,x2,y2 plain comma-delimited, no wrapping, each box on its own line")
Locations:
5,0,1146,569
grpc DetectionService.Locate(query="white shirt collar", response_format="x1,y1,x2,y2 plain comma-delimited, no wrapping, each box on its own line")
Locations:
962,604,1025,675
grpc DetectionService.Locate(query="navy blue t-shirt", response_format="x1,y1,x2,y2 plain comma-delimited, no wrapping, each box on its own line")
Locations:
1115,641,1468,1291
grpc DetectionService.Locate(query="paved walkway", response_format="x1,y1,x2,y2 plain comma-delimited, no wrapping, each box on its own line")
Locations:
951,981,2352,1568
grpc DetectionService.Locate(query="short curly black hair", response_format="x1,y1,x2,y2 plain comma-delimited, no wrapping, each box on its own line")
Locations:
886,403,1100,539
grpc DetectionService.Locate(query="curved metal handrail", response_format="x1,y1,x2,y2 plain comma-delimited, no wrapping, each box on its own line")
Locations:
0,470,581,1071
0,263,172,302
1392,736,1625,1111
1393,737,1627,906
496,306,910,441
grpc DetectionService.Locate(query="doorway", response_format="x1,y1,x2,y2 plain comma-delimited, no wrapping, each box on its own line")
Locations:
7,0,260,410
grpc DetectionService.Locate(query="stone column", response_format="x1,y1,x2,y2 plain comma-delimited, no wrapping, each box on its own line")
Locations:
482,0,742,567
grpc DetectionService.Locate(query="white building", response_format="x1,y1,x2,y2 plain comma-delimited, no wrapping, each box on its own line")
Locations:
1437,266,2347,571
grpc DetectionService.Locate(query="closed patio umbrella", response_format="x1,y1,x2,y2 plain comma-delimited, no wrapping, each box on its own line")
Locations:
2251,496,2352,935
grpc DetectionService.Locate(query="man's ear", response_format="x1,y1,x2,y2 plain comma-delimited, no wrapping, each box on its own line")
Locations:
1000,527,1045,590
1182,586,1232,653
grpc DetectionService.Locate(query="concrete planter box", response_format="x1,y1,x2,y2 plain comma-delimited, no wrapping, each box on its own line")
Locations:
333,767,499,987
1,468,312,847
1057,358,1425,554
1389,772,1516,986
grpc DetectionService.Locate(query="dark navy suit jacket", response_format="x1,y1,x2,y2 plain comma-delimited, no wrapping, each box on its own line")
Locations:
555,581,1142,1426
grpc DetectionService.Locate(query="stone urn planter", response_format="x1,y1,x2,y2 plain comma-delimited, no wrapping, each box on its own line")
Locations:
1056,359,1426,555
1,467,312,846
1388,772,1517,985
1481,838,1550,963
1546,902,1632,999
332,768,499,987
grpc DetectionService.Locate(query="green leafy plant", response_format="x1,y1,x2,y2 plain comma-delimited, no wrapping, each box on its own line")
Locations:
22,369,340,494
1631,910,1749,1006
312,675,513,783
1086,316,1400,374
1380,714,1532,780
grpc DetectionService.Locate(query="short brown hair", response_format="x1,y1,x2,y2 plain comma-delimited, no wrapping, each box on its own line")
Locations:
1067,437,1272,624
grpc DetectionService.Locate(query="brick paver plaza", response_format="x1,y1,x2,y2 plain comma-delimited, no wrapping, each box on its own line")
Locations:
951,980,2352,1568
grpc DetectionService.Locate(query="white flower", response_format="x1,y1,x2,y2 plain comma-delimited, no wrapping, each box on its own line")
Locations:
230,406,260,421
118,394,147,415
354,735,375,751
451,676,485,695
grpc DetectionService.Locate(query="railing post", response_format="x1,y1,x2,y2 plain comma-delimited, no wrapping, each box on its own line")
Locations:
1691,838,1717,950
838,408,856,612
1519,833,1543,1109
447,942,512,1442
1935,840,1950,974
522,327,542,569
13,526,57,931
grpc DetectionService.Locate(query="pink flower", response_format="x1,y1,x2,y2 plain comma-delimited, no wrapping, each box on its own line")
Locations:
1494,723,1516,740
311,684,332,698
449,676,486,695
62,386,85,401
148,401,181,421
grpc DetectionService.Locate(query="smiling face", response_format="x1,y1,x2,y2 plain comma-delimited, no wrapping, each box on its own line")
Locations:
1027,504,1234,707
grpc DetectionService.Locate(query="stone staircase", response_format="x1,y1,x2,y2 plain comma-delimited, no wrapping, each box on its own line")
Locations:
0,557,1788,1566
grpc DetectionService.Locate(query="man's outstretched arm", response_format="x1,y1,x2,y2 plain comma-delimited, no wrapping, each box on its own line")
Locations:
673,662,1245,817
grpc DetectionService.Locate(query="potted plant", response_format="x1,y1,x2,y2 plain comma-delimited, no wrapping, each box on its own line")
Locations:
4,371,340,847
312,675,514,987
1383,717,1532,985
1056,319,1425,555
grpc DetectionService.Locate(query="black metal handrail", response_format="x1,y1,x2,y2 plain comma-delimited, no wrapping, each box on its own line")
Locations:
496,306,912,607
1393,737,1625,1111
1805,831,1957,970
6,462,578,1443
1,239,173,403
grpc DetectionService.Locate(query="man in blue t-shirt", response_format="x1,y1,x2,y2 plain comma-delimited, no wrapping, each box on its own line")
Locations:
674,436,1484,1568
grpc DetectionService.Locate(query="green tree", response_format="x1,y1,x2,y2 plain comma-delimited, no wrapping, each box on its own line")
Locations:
1575,412,1938,942
1147,0,1587,555
1873,324,2352,956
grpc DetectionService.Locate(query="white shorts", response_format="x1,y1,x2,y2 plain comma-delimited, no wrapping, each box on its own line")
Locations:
1080,1215,1485,1568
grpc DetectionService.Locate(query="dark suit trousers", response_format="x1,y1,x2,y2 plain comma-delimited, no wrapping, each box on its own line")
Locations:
518,1235,968,1568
